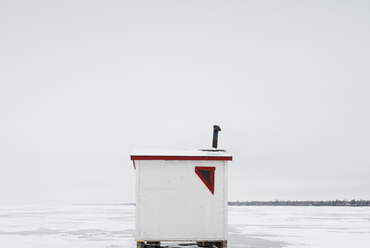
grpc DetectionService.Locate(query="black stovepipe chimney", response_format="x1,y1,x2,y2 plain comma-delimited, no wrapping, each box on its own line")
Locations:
212,125,221,148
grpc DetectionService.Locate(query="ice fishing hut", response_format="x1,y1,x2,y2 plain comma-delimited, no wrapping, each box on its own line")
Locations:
130,126,232,248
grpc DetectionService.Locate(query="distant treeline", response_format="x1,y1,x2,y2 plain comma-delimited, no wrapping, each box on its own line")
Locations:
228,199,370,207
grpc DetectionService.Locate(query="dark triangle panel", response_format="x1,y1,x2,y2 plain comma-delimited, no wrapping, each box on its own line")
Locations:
199,170,211,185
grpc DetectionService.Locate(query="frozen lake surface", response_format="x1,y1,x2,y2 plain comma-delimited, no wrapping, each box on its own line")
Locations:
0,205,369,247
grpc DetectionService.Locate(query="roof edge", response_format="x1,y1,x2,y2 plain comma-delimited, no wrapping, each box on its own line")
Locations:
130,155,232,161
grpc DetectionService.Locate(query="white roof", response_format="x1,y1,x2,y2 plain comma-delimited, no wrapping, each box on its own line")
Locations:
130,148,231,157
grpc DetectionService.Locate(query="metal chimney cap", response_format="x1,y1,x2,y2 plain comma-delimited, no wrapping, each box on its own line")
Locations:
213,125,221,131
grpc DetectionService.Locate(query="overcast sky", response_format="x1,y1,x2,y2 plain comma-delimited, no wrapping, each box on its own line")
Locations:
1,1,369,204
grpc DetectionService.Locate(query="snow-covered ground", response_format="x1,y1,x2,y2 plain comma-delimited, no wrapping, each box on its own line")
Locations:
229,206,370,248
0,205,369,247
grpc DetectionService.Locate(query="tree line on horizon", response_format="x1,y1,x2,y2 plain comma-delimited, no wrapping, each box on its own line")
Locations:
228,199,370,206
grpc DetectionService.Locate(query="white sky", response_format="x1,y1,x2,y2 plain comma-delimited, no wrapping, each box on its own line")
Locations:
1,1,369,204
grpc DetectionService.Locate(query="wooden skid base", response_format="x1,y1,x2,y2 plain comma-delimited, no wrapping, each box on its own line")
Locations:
197,241,227,248
137,240,227,248
137,241,160,248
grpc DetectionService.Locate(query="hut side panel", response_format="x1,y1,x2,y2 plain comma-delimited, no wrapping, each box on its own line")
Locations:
135,159,227,241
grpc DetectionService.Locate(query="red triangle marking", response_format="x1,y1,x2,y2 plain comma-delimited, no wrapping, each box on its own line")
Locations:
195,166,216,194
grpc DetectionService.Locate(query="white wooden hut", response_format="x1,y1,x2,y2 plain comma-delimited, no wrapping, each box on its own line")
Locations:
131,148,232,248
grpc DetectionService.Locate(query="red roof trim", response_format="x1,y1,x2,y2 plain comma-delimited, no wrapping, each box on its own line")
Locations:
130,155,232,161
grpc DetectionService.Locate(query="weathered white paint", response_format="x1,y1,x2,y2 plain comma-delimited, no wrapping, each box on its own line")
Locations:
132,149,231,242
